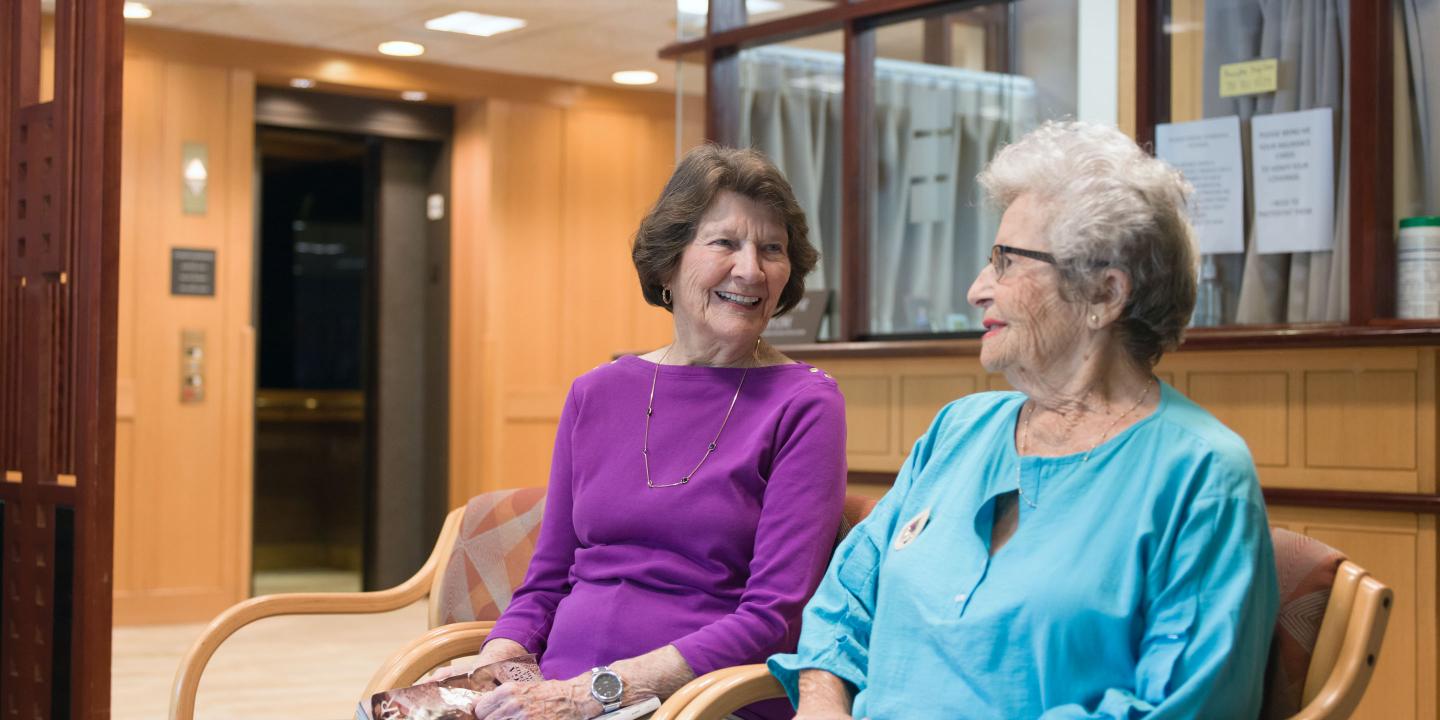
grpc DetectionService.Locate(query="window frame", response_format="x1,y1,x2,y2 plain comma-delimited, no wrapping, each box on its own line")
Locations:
659,0,1440,350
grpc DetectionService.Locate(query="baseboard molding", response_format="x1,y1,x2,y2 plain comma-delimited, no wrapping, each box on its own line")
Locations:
113,588,240,626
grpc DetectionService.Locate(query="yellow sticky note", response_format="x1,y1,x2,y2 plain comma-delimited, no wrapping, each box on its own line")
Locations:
1219,58,1279,98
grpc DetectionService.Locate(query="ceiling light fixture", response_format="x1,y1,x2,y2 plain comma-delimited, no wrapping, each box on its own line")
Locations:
612,70,659,86
378,41,425,57
676,0,783,15
401,90,428,102
289,78,316,89
123,2,153,19
425,11,527,37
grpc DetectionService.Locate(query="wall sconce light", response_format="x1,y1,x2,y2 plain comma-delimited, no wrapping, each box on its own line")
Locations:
182,142,208,215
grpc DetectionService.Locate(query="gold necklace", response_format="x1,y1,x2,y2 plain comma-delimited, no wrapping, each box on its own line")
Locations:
1016,379,1155,508
642,342,756,488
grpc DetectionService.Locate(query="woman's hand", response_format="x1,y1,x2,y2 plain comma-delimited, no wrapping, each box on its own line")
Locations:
470,678,598,720
421,638,531,683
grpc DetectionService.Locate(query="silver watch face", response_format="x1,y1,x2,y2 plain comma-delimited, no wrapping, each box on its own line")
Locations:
592,670,623,702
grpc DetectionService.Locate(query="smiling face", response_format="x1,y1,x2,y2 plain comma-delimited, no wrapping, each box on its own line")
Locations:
668,190,791,358
966,193,1087,376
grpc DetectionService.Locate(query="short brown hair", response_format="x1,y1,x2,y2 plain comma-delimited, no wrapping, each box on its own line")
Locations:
633,145,816,316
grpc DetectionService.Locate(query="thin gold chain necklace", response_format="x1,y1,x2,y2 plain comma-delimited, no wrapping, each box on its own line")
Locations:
642,342,756,488
1016,379,1155,508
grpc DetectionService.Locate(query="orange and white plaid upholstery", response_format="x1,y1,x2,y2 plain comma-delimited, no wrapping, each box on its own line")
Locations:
433,487,548,624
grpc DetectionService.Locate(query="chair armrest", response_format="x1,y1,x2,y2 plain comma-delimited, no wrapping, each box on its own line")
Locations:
650,665,742,720
1290,574,1393,720
170,507,466,720
362,621,497,697
653,664,784,720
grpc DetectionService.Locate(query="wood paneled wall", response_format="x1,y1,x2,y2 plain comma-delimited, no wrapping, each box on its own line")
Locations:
114,26,695,624
448,99,697,505
114,54,257,624
813,346,1439,720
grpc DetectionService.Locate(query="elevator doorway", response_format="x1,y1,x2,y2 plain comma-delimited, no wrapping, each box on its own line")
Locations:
252,89,451,594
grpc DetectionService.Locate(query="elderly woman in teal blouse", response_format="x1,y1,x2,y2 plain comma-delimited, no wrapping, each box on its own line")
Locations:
769,121,1279,719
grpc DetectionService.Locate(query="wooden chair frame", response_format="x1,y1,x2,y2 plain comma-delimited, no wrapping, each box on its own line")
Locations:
652,561,1394,720
169,506,469,720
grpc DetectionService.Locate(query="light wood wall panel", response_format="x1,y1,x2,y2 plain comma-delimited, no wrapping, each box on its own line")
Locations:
824,347,1438,494
448,98,692,505
114,54,256,624
116,26,686,623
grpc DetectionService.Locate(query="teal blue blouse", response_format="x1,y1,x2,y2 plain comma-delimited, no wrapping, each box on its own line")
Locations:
769,383,1279,719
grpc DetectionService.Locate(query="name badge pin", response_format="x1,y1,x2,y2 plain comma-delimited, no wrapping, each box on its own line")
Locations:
893,507,932,550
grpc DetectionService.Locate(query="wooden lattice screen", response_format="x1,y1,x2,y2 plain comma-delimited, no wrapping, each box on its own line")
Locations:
0,0,122,717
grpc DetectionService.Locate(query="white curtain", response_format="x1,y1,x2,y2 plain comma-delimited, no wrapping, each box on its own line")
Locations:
739,48,844,337
740,47,1037,335
1203,0,1350,323
1401,0,1440,215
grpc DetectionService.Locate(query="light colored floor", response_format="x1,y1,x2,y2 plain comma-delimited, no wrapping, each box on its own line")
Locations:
251,569,363,596
112,588,428,720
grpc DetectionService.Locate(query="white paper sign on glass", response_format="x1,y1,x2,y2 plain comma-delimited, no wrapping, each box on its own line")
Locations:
1250,108,1335,254
1156,116,1245,254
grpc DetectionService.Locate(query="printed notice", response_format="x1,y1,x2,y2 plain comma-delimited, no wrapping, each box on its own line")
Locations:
1251,108,1335,254
1156,116,1244,254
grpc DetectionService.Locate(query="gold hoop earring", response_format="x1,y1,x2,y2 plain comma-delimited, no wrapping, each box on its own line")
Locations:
661,287,672,306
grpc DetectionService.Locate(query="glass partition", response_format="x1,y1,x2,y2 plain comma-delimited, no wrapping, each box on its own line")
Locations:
866,1,1077,336
737,32,846,339
1165,0,1351,326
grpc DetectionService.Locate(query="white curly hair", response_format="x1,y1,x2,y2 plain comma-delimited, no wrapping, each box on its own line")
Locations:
978,120,1199,367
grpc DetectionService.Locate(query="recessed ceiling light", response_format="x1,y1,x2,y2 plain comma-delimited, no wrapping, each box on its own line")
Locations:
123,2,153,19
289,78,316,89
612,70,659,86
425,11,527,37
676,0,783,15
401,90,428,102
378,41,425,57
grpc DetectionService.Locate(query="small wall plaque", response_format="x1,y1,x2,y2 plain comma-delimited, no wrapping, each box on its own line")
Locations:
171,248,216,296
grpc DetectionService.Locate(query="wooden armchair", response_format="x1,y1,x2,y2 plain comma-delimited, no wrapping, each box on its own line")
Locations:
653,529,1394,720
168,487,547,719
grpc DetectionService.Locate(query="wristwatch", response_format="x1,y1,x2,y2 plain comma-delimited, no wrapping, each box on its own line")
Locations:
589,666,624,713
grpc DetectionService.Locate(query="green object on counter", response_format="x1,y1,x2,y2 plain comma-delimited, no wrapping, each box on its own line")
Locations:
1400,216,1440,229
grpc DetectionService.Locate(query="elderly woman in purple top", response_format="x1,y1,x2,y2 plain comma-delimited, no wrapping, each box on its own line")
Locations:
449,146,847,719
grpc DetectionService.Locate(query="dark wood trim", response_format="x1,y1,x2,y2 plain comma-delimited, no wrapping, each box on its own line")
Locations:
1133,0,1166,150
775,323,1440,360
921,15,952,66
66,0,122,714
1348,0,1394,324
851,472,1440,515
704,0,746,145
839,21,875,341
849,470,900,486
1262,488,1440,514
659,0,984,59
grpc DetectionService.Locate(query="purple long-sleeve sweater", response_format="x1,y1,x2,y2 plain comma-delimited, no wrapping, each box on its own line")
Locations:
487,356,846,714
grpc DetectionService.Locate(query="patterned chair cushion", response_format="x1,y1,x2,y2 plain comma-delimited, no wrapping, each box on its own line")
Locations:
835,493,880,545
434,487,548,625
1260,528,1347,720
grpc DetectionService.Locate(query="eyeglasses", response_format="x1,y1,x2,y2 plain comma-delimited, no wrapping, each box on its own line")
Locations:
989,244,1057,279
